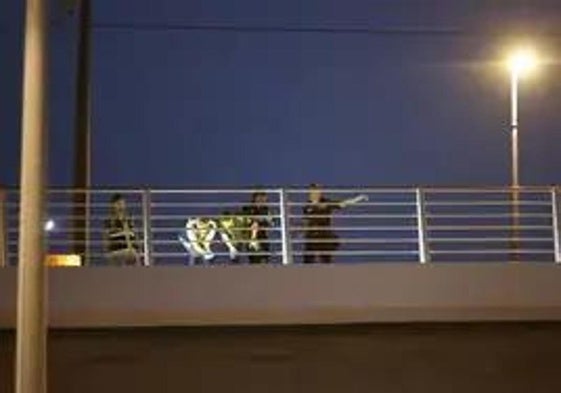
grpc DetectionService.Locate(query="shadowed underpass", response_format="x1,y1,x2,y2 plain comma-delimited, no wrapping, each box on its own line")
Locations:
2,323,561,393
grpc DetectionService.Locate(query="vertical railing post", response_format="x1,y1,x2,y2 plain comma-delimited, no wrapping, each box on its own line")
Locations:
278,188,293,265
142,189,152,266
0,188,6,267
551,187,561,264
416,188,430,264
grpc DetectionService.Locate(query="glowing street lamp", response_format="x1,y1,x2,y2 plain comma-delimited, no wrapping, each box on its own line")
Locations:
44,219,55,232
506,48,539,261
507,48,538,187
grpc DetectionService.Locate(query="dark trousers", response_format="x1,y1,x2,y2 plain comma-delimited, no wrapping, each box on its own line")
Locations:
248,238,269,264
303,232,337,264
303,251,332,264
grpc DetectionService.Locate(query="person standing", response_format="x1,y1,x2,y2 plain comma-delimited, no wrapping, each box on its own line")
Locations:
243,191,273,264
104,194,139,265
303,184,367,264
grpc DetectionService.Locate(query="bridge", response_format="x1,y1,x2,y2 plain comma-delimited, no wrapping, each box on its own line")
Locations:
1,186,561,329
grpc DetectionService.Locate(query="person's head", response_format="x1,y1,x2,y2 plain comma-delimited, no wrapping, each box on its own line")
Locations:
110,194,126,216
309,183,322,203
252,191,267,205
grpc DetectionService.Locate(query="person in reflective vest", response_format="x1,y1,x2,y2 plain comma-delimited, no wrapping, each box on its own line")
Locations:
178,217,218,265
217,211,253,263
242,191,273,264
104,193,139,265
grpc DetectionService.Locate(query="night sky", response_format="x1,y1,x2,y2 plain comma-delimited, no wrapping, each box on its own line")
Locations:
1,0,560,188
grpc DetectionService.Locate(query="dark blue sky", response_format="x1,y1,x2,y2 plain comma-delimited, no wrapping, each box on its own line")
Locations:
1,0,560,187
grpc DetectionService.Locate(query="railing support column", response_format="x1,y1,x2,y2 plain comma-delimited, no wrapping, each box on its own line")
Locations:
416,188,430,264
279,189,293,265
142,189,152,266
551,187,561,264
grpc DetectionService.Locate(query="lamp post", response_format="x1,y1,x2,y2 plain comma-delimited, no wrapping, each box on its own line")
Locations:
508,49,537,188
507,48,537,260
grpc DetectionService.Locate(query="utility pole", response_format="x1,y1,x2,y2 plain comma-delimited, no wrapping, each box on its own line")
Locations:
16,0,49,391
72,0,92,264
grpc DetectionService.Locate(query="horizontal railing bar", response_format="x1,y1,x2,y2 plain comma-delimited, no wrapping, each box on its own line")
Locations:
3,186,555,193
289,226,417,231
289,202,415,207
287,188,416,194
9,228,108,234
152,239,283,245
291,238,418,244
292,250,419,256
426,213,552,219
150,189,282,194
429,237,553,243
9,241,142,246
150,215,281,220
152,251,282,257
426,201,551,206
424,186,553,193
289,214,418,219
151,202,280,208
431,249,553,255
429,225,552,231
45,189,144,194
152,227,282,233
7,215,144,221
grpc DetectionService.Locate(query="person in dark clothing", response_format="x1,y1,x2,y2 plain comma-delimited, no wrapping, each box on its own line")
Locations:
104,194,139,266
303,184,367,264
243,191,273,264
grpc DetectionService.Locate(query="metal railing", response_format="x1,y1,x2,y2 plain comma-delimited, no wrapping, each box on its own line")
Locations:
1,186,560,266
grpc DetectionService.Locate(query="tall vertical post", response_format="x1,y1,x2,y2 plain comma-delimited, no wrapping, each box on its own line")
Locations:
415,188,430,264
551,187,561,264
141,189,152,266
510,70,521,261
73,0,92,265
16,0,48,392
278,189,293,265
0,189,7,267
511,71,520,189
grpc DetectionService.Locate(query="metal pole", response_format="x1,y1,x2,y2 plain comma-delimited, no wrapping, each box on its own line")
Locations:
551,187,561,263
278,189,293,265
511,70,521,261
0,189,7,267
511,71,520,188
73,0,92,265
141,189,152,266
16,0,48,391
415,188,430,264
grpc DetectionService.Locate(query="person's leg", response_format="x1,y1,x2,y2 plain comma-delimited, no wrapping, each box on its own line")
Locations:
320,235,338,263
107,250,128,266
260,239,270,264
303,239,313,263
124,249,139,266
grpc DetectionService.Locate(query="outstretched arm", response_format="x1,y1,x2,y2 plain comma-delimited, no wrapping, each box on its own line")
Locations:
339,194,368,208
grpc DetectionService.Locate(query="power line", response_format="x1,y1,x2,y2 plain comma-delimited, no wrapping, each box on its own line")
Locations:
92,23,561,38
92,23,466,36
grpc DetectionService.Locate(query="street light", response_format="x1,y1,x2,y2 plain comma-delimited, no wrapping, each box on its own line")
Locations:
507,48,538,187
506,48,538,261
44,219,55,232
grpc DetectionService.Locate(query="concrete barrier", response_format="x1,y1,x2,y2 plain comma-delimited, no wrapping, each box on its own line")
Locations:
1,263,561,328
